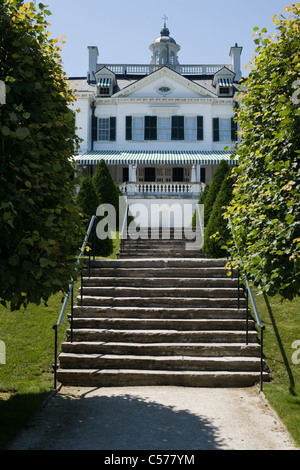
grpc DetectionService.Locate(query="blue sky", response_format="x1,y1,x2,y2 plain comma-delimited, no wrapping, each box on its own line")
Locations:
43,0,292,77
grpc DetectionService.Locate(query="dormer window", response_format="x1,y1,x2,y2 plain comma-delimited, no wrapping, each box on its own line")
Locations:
94,67,116,97
217,78,233,97
97,78,112,96
212,67,235,98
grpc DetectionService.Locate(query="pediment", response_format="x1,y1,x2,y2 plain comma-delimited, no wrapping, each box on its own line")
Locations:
113,67,216,99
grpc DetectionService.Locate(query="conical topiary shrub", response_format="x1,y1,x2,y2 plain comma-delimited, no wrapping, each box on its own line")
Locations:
203,160,230,226
76,175,99,219
202,171,234,258
192,184,210,227
92,160,120,256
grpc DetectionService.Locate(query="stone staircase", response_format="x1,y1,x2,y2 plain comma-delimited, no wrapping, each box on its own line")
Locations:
57,230,268,387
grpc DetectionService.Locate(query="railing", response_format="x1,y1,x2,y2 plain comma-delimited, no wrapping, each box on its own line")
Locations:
120,182,204,196
52,215,96,389
227,216,266,391
118,199,129,258
97,63,233,76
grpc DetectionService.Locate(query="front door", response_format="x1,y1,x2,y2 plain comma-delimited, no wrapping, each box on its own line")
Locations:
172,167,184,182
144,167,156,182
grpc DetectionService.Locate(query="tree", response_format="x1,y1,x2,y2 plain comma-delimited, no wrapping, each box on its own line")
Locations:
92,160,120,256
203,171,233,258
203,160,230,225
93,159,120,227
225,4,300,300
192,184,210,227
0,1,84,310
76,176,99,220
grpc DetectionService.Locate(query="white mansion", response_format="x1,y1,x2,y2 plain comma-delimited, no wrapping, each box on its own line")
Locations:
69,21,242,226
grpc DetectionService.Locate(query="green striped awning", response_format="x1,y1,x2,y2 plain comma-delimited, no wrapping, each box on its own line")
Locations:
74,150,238,165
97,78,111,87
217,78,233,87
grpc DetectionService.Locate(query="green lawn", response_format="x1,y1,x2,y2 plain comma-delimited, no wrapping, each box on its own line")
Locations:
0,286,71,449
252,290,300,448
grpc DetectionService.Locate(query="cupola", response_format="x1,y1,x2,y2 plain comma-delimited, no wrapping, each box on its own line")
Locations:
149,18,180,66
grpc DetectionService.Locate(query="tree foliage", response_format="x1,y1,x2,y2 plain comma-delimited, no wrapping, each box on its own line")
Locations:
225,3,300,300
192,184,210,227
0,1,84,310
203,160,230,225
203,171,233,258
76,176,99,220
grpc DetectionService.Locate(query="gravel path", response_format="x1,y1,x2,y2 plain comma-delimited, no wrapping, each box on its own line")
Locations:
8,385,297,451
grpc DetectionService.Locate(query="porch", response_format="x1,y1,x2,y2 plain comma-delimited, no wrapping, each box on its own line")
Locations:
120,181,204,197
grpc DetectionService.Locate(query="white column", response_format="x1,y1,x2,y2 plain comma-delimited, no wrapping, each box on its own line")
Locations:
132,164,137,182
128,164,133,182
191,165,196,183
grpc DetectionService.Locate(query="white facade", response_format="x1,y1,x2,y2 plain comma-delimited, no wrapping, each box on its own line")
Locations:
69,23,242,225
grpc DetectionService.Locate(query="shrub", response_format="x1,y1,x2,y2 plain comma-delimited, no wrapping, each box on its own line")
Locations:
203,171,234,258
203,161,230,225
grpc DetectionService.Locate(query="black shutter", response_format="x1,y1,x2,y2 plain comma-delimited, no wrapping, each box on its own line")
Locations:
197,116,203,141
110,117,116,141
144,116,157,140
126,116,132,140
171,116,184,140
91,115,98,142
231,117,237,141
213,118,219,142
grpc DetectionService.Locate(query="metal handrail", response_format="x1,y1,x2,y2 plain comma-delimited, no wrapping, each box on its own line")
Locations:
196,203,204,242
52,215,96,389
227,216,265,391
118,199,129,258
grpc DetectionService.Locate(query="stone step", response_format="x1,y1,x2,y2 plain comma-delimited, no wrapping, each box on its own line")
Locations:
85,267,234,279
79,287,243,299
82,277,239,288
72,306,248,319
78,296,246,308
89,258,228,268
69,317,254,331
119,252,204,258
58,353,262,372
68,328,258,343
61,341,261,357
56,369,269,387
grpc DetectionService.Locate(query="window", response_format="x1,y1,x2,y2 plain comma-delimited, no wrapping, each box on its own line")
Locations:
157,117,171,140
219,119,231,141
98,118,110,140
126,115,203,141
219,86,230,95
185,117,197,141
132,117,144,141
213,118,237,142
97,117,116,141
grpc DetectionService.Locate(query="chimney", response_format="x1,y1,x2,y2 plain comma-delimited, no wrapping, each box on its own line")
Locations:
87,46,99,83
229,43,243,82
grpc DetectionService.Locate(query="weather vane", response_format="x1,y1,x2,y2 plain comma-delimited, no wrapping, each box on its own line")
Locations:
162,15,168,26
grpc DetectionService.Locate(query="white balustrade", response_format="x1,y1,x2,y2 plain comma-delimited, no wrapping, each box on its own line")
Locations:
97,64,233,76
120,182,204,196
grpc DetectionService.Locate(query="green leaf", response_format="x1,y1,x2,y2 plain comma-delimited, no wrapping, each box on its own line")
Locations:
16,127,30,140
2,126,11,136
8,254,20,266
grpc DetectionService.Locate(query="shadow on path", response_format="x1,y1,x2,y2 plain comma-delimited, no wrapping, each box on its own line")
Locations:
9,389,226,450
